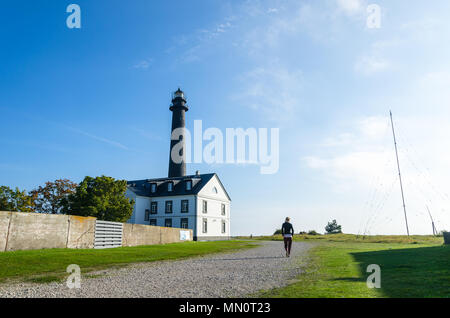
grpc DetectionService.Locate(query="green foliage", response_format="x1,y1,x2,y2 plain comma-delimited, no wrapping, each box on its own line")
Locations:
325,219,342,234
30,179,77,214
62,176,135,222
0,186,34,212
308,230,320,235
273,229,282,235
25,275,62,284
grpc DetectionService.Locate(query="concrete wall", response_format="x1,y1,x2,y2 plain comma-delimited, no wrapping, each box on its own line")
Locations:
6,212,70,251
67,215,96,249
0,211,192,252
123,223,192,246
0,212,12,252
0,211,96,251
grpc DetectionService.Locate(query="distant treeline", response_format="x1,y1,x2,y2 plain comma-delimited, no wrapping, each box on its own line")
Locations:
0,176,134,222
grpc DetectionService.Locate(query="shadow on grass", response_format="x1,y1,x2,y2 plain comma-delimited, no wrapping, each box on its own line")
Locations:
349,245,450,298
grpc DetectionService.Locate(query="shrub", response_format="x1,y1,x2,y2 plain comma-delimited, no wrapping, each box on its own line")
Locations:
325,219,342,234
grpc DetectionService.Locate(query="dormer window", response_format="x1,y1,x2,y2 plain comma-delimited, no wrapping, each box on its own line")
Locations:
186,180,192,191
168,182,173,192
150,183,156,193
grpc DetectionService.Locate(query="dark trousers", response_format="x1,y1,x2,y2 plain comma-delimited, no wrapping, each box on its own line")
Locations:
284,237,292,254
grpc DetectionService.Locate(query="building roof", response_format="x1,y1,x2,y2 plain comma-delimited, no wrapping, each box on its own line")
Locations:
127,173,231,200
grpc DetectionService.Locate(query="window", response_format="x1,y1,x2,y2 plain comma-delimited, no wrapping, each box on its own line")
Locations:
186,180,192,191
202,200,208,214
165,218,172,228
212,187,218,194
144,209,150,221
181,218,189,229
149,219,157,226
168,182,173,192
150,183,157,193
221,204,226,216
165,201,173,213
222,221,226,234
181,200,189,213
151,202,158,214
202,218,208,233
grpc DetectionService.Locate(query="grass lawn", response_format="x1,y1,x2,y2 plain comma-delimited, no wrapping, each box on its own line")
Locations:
0,240,258,284
259,240,449,298
242,233,444,245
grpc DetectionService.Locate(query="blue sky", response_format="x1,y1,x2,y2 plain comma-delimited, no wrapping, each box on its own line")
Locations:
1,0,450,235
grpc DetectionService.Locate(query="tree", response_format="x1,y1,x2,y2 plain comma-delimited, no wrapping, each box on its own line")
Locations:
30,179,77,214
325,219,342,234
62,176,134,222
0,186,34,212
273,229,282,235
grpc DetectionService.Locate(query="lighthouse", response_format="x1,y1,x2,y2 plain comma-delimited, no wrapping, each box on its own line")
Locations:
126,88,231,241
168,88,188,178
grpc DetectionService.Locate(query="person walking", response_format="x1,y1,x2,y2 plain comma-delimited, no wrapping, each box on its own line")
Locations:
281,217,294,257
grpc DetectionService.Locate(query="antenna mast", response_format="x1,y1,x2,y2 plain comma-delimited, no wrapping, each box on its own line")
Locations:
426,205,437,236
390,111,410,236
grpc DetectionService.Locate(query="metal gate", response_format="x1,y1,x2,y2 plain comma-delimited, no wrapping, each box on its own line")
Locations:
94,220,123,249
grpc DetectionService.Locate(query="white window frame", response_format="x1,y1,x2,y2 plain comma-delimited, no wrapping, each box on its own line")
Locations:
181,200,189,213
165,200,173,214
202,200,207,214
181,218,189,229
151,202,158,214
202,218,208,233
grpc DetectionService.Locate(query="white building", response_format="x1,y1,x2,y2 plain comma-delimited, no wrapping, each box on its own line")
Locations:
126,173,231,241
126,89,231,241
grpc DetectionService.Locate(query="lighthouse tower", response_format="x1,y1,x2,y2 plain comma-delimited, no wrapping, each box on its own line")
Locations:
168,88,189,178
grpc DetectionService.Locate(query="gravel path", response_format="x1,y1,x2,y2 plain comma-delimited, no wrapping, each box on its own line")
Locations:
0,241,311,298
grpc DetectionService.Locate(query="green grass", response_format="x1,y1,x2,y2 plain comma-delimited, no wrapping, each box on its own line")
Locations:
239,233,444,245
259,241,449,298
24,275,62,284
0,240,258,284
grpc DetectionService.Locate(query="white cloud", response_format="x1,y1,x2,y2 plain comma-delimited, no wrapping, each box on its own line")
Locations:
232,64,303,122
302,113,450,234
354,55,390,75
66,126,129,150
336,0,364,15
304,116,393,188
133,58,154,69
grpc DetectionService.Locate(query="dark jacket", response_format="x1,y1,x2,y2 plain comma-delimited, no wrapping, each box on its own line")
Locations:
281,222,294,236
